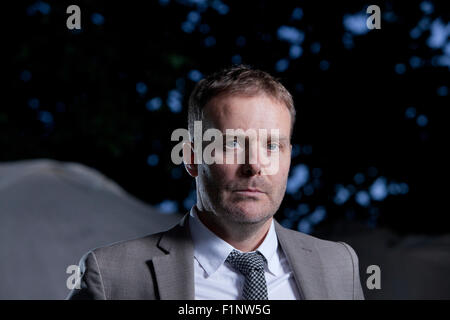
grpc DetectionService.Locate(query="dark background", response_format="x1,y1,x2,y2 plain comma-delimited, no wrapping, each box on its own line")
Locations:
2,0,449,299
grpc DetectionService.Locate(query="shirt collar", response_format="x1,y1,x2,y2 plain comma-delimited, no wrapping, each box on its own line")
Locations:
189,205,280,277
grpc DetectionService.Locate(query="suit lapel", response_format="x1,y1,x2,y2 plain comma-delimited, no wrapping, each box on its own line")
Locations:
151,213,195,300
150,213,329,299
274,219,329,299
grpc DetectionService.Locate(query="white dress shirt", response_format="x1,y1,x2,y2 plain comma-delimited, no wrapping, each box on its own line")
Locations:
189,206,301,300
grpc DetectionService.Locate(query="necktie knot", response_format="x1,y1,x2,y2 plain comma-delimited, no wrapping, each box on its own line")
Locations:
226,249,266,275
225,249,268,300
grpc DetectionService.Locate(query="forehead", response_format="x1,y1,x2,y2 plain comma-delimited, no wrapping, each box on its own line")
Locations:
202,93,291,135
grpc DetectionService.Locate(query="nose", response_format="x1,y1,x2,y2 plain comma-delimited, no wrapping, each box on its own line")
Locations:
242,162,262,176
241,155,262,176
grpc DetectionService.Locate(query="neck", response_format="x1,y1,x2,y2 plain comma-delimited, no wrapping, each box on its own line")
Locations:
195,206,272,252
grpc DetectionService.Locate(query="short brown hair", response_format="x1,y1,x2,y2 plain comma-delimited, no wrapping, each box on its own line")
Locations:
188,65,296,140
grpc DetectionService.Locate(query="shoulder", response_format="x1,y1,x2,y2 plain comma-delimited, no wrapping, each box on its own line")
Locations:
275,220,360,265
90,231,165,260
75,231,166,278
80,214,189,268
70,229,175,300
275,220,364,299
83,212,190,264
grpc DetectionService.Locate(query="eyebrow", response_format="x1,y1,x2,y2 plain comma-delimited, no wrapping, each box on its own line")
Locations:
271,136,289,142
270,137,290,146
224,133,289,143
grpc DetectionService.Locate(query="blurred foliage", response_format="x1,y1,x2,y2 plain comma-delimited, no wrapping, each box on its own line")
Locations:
3,0,449,234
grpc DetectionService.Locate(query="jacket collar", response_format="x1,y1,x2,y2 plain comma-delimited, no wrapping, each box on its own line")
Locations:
151,212,328,300
274,219,329,299
151,213,195,299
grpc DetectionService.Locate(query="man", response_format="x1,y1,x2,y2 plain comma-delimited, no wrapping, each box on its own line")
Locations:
67,65,364,300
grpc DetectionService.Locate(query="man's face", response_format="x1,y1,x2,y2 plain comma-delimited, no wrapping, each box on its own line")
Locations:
195,93,292,225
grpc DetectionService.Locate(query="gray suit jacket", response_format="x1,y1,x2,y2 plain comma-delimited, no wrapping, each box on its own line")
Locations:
67,213,364,300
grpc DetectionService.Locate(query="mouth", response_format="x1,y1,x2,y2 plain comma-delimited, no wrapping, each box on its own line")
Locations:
233,188,265,196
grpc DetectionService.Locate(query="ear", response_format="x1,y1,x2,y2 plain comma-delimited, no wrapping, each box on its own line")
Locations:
183,141,198,177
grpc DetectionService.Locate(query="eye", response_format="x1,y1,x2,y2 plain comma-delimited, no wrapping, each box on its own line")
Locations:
225,138,241,149
267,143,280,151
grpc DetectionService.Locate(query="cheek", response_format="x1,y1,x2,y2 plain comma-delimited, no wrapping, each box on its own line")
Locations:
282,159,291,178
274,158,291,187
201,164,238,192
209,163,238,180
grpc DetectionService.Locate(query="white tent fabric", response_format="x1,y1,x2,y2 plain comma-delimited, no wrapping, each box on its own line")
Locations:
0,159,183,299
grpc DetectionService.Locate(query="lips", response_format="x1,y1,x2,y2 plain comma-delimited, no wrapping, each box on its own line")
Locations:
234,188,264,194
